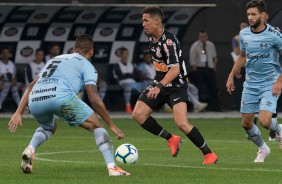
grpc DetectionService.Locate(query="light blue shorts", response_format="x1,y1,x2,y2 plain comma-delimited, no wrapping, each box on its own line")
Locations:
28,93,93,130
240,86,279,114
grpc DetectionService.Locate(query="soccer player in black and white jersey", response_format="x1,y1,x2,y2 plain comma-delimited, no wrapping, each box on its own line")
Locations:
132,6,218,164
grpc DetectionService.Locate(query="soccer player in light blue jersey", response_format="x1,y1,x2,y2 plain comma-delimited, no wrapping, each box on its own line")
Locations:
226,0,282,163
8,35,130,176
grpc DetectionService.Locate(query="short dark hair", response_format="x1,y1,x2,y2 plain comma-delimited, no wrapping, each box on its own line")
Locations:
74,34,94,55
142,6,164,22
246,0,267,13
0,47,11,53
35,48,44,54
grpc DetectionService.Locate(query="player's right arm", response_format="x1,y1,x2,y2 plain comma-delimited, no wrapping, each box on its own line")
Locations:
85,84,125,139
226,51,246,94
8,76,39,132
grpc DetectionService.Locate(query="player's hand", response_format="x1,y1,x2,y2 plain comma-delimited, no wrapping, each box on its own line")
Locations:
272,82,282,96
110,126,125,140
8,112,23,132
226,76,235,95
147,87,160,99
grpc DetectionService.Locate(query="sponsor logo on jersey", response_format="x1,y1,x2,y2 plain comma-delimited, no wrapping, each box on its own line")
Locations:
37,78,59,83
31,95,56,102
260,42,268,49
247,53,270,60
32,87,57,94
166,39,173,46
156,47,162,58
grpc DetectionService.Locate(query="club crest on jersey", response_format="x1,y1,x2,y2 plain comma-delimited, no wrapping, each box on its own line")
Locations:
260,42,268,49
166,39,173,46
156,47,162,58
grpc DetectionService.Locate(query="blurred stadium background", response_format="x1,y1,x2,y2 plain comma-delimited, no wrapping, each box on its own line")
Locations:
0,0,281,112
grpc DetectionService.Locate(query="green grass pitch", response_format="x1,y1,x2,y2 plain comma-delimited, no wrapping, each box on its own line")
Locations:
1,117,282,184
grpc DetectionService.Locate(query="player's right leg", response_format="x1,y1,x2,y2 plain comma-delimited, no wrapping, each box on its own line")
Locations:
132,91,181,157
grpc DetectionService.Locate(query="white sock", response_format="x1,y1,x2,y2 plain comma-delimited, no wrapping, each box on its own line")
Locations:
94,128,115,166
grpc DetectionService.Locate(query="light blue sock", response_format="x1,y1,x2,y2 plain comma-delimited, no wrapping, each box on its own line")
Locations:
29,127,52,152
94,128,115,166
246,124,264,147
269,118,281,135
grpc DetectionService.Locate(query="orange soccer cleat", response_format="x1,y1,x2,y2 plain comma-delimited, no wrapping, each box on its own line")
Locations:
168,135,182,157
202,152,218,165
108,166,130,176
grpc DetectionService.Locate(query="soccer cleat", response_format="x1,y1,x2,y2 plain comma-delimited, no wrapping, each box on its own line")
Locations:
276,124,282,150
254,146,270,163
202,152,218,165
194,103,208,112
21,147,34,174
108,166,130,176
168,135,182,157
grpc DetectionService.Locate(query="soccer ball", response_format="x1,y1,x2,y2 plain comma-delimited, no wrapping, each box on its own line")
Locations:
115,143,138,164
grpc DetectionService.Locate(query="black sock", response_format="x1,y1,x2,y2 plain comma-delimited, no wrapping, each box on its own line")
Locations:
186,127,212,155
141,116,172,140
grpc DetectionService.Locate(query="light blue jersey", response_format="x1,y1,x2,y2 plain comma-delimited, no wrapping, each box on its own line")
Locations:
240,24,282,87
240,24,282,113
28,53,97,129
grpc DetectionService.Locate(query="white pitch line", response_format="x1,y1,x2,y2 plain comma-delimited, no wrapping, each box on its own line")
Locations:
35,150,282,173
144,163,282,172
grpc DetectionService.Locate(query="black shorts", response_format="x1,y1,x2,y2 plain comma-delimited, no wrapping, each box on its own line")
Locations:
138,85,189,110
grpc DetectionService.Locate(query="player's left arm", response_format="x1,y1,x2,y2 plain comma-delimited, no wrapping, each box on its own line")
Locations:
272,32,282,96
86,84,124,139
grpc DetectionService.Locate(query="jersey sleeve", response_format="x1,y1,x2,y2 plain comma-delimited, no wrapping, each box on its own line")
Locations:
239,31,246,52
83,61,97,86
165,36,180,67
273,31,282,54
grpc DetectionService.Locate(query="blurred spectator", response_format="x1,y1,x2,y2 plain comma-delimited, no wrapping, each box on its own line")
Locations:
137,49,156,89
187,82,208,112
0,47,25,111
113,47,142,113
189,30,221,111
230,21,248,109
25,48,46,85
45,43,60,61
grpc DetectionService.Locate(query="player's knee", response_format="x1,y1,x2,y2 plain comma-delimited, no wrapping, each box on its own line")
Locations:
259,117,271,128
132,109,144,123
241,121,253,129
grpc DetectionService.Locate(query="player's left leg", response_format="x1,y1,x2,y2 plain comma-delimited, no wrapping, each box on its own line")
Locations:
172,102,217,164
